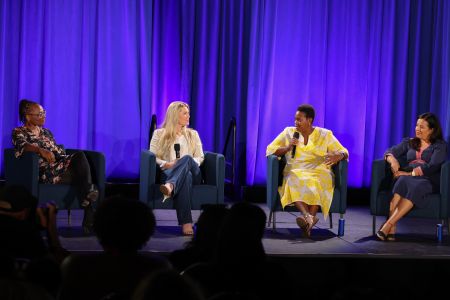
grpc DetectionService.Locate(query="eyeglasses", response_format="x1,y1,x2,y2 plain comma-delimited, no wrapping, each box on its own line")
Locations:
27,111,46,118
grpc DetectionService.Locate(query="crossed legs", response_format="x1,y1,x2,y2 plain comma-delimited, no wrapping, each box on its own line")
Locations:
377,193,414,241
160,156,202,236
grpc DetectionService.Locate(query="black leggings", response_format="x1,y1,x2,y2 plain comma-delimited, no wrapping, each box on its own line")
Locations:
59,152,93,204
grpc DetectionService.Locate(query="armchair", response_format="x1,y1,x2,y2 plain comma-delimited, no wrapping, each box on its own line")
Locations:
4,148,105,220
266,155,348,235
370,159,450,240
139,151,225,209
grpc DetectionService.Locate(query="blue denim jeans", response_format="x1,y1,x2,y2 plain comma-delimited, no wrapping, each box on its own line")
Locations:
161,155,202,225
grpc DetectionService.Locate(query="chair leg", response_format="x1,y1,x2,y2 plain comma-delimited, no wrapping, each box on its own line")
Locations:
67,209,71,225
267,210,273,228
272,211,276,230
338,214,345,236
372,216,376,236
329,213,333,229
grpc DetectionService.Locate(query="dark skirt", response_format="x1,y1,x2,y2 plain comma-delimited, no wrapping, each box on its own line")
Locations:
392,176,433,208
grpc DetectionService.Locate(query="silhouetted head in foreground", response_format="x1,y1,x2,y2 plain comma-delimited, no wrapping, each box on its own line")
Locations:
93,196,156,254
215,202,267,264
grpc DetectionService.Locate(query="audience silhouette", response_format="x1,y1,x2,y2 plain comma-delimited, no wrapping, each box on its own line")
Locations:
181,202,294,300
59,196,170,300
170,204,229,272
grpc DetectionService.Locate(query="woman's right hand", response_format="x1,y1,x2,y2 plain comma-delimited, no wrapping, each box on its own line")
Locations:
163,160,177,169
39,148,55,163
387,156,400,173
288,137,299,150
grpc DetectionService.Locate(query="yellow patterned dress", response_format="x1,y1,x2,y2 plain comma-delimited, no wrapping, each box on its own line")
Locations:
266,127,348,219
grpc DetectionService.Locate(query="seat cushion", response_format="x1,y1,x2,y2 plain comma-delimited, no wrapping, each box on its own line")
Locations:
39,184,81,209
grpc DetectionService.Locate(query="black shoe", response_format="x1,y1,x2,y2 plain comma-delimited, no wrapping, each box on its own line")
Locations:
81,185,99,208
87,184,99,202
376,230,387,241
82,206,95,234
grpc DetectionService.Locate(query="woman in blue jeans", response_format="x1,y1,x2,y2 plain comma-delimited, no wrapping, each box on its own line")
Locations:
150,101,204,235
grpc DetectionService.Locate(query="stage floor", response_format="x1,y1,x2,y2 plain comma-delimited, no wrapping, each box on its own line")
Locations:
57,205,450,258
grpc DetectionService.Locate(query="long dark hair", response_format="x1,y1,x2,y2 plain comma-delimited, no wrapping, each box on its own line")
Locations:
19,99,37,124
410,112,444,150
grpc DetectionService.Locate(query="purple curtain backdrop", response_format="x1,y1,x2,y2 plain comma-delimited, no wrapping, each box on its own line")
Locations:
1,0,449,188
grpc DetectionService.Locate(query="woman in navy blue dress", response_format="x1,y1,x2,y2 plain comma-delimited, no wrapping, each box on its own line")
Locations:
377,113,447,241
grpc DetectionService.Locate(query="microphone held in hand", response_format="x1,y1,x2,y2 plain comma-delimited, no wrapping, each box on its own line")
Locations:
174,143,181,159
291,132,299,158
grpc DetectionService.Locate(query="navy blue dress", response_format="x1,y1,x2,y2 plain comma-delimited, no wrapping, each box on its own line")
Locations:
384,138,447,208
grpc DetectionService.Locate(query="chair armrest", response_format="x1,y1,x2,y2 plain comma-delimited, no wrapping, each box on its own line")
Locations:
67,149,106,201
266,155,279,208
440,161,450,217
333,160,348,213
4,148,40,197
370,159,389,213
203,152,225,204
139,150,157,203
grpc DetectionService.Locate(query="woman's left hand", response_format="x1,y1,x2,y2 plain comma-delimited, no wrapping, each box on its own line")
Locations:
324,152,343,166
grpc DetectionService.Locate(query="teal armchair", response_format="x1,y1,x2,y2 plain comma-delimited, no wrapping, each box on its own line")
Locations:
139,151,225,209
266,155,348,235
370,159,450,240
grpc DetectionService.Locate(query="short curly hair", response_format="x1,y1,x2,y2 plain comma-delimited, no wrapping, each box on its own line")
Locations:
19,99,38,124
93,196,156,253
297,104,315,122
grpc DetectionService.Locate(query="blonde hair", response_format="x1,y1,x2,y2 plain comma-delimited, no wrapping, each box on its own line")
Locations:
157,101,197,157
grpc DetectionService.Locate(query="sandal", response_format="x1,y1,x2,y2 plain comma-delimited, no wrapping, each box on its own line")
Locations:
387,234,396,241
387,224,396,241
82,185,99,208
296,216,309,237
305,214,318,237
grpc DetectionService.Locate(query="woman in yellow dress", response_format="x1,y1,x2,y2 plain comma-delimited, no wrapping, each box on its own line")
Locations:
266,104,348,237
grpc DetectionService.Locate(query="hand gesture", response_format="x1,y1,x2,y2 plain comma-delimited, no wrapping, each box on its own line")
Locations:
324,152,343,166
39,148,55,163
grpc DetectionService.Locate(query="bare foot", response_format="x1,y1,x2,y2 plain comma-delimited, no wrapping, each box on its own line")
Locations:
182,223,194,236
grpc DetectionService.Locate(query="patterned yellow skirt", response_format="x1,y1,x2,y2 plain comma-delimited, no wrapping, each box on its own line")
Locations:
279,167,334,219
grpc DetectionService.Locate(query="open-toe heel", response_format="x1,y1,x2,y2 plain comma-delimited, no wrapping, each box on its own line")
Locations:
83,184,99,208
160,183,173,203
376,222,394,241
387,224,396,241
376,230,388,241
305,214,316,237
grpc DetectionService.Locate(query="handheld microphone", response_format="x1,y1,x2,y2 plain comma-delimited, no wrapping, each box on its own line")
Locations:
174,143,181,159
291,132,299,158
